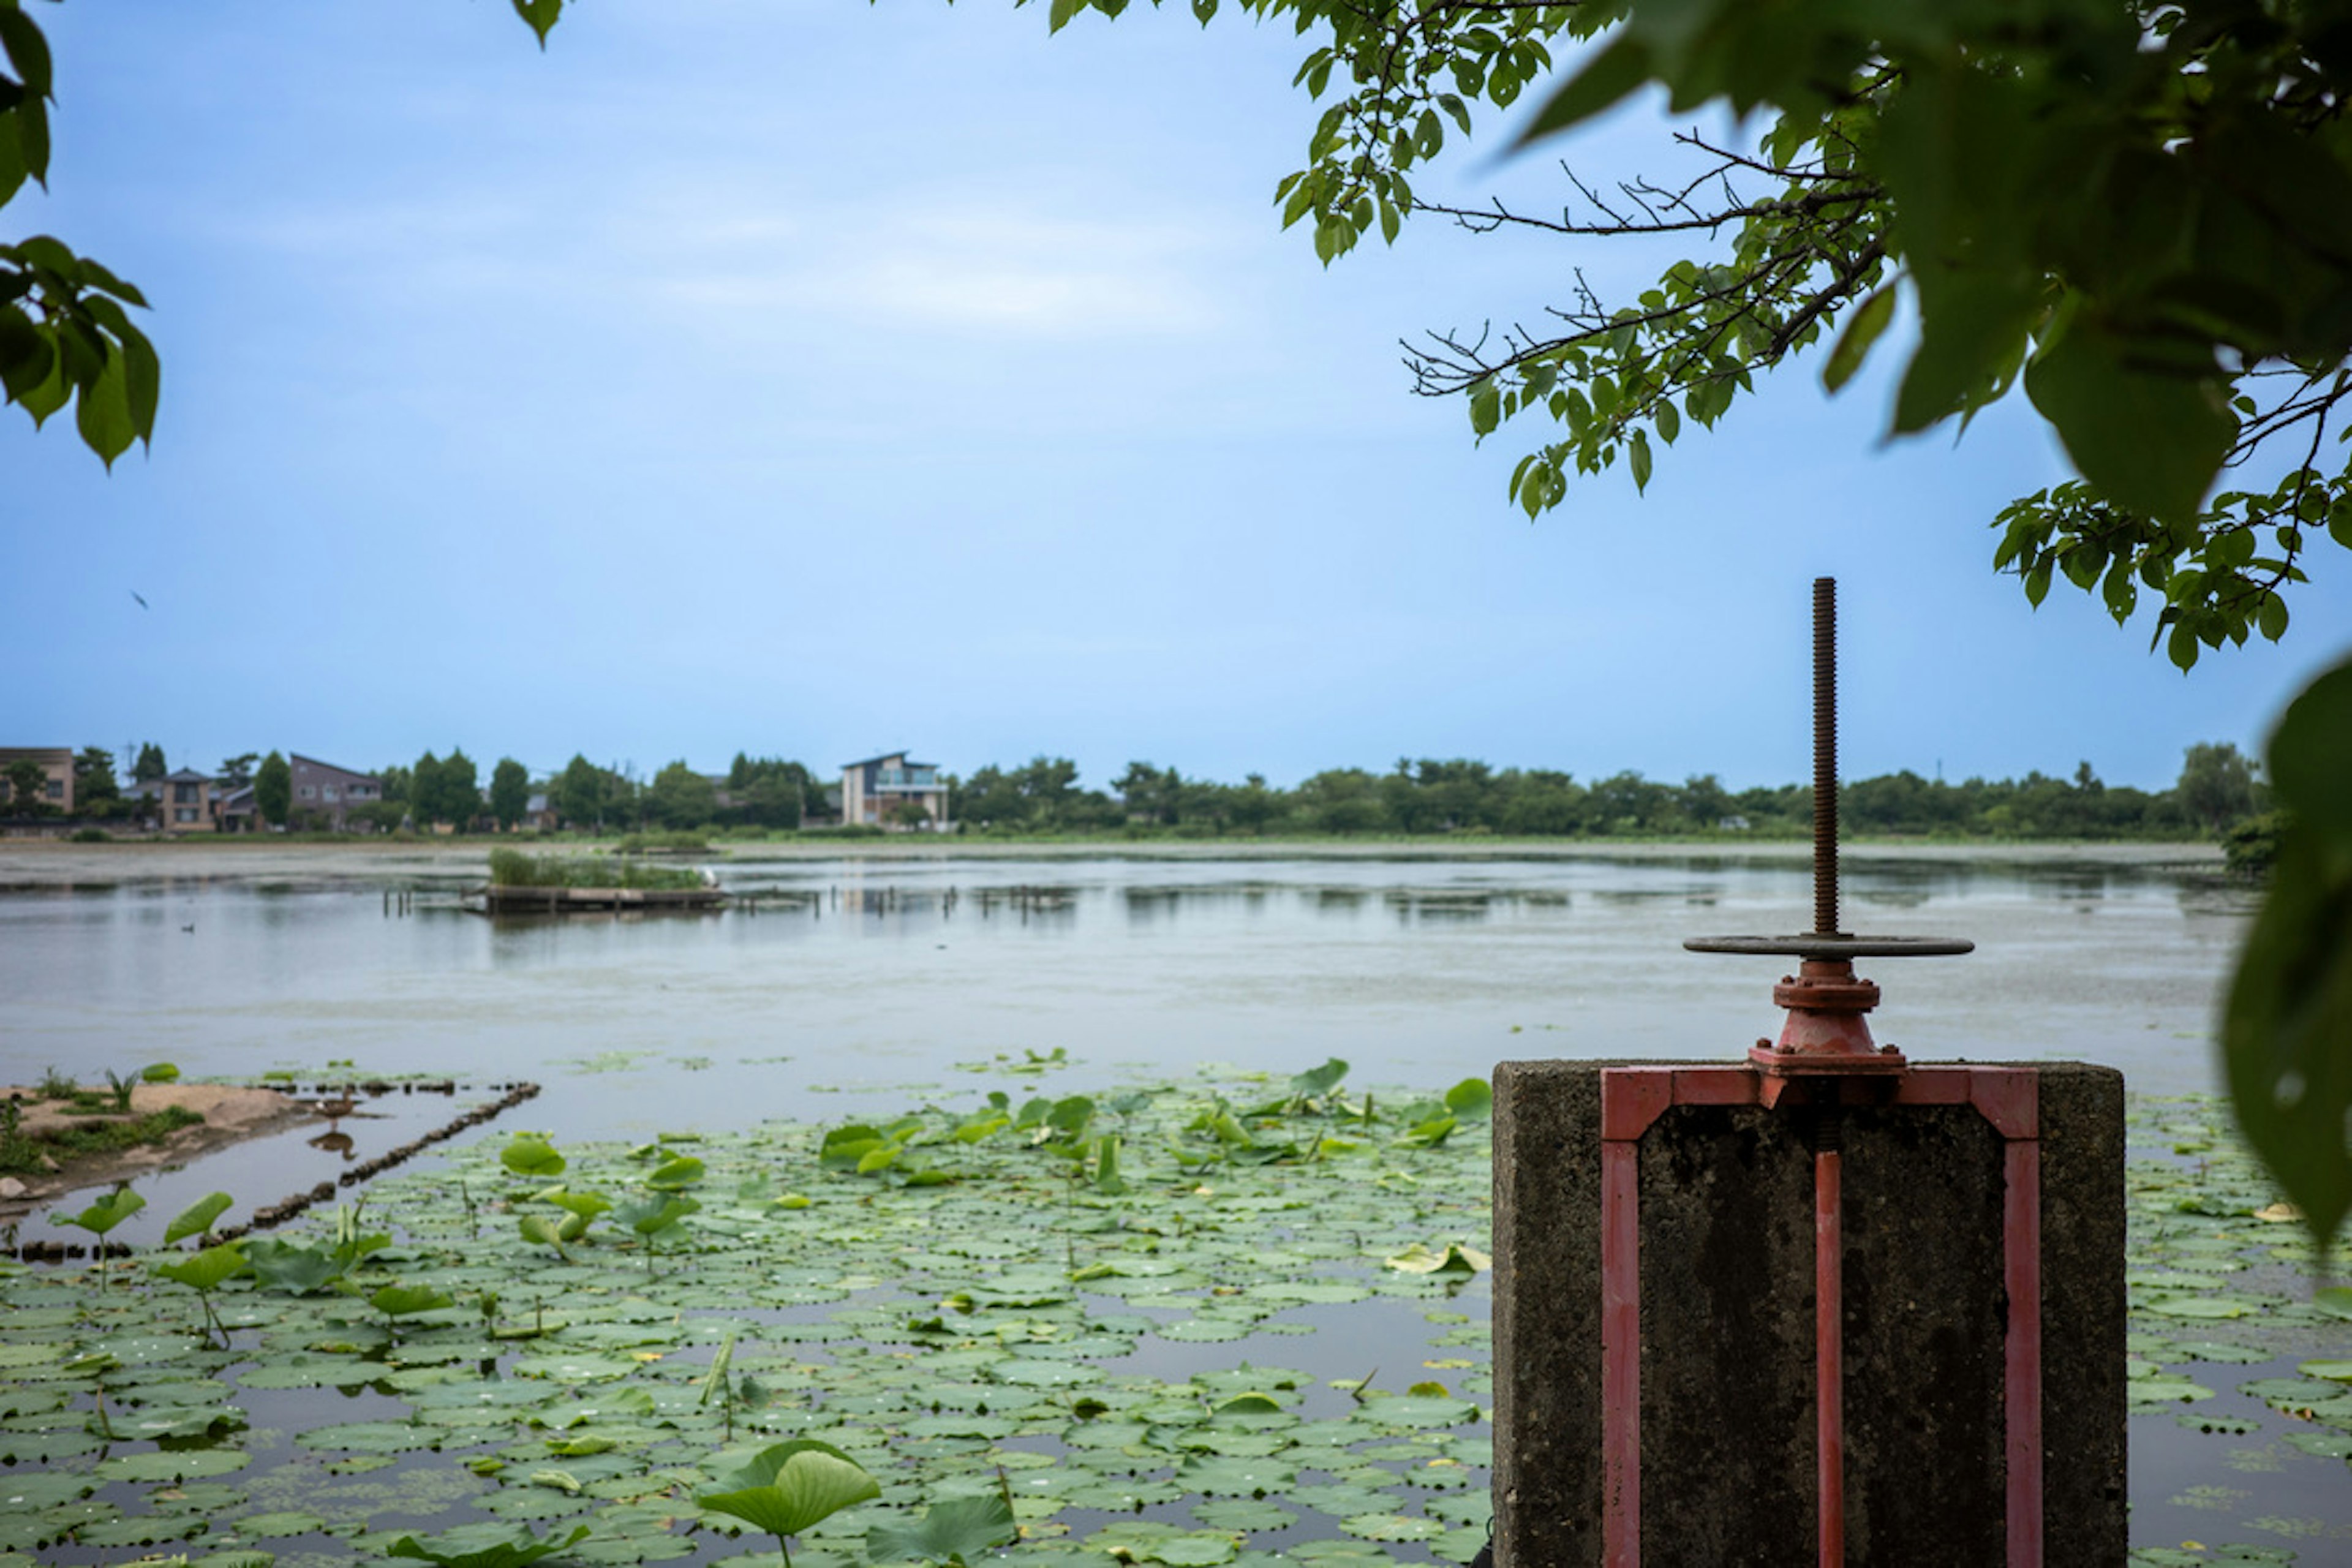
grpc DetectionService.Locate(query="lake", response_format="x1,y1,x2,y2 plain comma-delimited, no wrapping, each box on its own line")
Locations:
0,840,2250,1148
4,840,2345,1563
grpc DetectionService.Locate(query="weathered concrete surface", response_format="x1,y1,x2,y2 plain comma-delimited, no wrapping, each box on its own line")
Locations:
1492,1060,2125,1567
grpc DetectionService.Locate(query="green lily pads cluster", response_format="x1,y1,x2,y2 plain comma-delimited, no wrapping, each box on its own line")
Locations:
0,1063,1499,1566
2124,1096,2352,1564
0,1074,2340,1567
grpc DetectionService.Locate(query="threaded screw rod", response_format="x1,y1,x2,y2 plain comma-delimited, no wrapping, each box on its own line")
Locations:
1813,577,1840,938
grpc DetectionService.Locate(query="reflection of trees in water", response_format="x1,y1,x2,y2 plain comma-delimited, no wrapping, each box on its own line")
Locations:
1121,884,1279,924
1385,891,1493,922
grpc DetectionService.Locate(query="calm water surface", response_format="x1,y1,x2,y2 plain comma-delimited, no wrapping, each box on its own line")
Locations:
1,848,2251,1140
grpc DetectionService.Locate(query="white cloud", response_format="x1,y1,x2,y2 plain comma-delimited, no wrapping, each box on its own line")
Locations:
654,205,1229,338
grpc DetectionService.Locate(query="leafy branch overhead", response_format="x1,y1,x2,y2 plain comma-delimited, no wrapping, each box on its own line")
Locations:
0,5,156,467
1029,0,2352,666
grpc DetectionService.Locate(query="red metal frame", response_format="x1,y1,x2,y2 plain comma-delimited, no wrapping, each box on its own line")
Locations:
1597,1065,2042,1566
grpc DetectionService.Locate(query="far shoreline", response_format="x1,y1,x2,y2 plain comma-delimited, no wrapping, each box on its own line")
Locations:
0,834,2228,888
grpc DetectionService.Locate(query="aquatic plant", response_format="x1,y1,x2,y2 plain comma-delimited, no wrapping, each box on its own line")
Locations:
369,1281,458,1344
385,1522,590,1567
611,1191,698,1275
865,1490,1017,1565
50,1186,143,1286
500,1134,566,1178
696,1437,881,1567
151,1241,250,1346
244,1202,388,1294
164,1190,233,1246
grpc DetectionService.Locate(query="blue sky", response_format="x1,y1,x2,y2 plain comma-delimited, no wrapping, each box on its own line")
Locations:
6,1,2344,793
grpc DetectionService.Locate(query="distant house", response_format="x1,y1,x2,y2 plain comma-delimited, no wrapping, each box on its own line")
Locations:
840,752,949,831
138,769,219,834
0,747,75,813
211,755,384,832
288,755,384,831
522,792,560,832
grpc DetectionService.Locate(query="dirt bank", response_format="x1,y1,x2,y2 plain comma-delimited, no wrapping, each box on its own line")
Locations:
0,1084,317,1217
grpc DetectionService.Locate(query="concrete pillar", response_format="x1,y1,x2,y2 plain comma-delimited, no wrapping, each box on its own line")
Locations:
1492,1060,2125,1566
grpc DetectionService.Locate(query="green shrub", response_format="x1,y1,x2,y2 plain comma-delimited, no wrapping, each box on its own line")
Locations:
68,826,109,843
2222,812,2287,880
488,848,706,892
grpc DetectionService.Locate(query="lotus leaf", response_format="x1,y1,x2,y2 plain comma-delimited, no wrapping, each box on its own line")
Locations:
165,1192,235,1245
864,1492,1016,1564
154,1243,251,1295
1289,1058,1349,1101
503,1137,568,1178
51,1187,145,1238
1141,1536,1238,1566
372,1283,457,1319
94,1447,250,1482
696,1439,881,1565
387,1522,592,1567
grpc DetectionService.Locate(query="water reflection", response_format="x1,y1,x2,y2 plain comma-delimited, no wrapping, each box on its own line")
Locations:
0,851,2256,1155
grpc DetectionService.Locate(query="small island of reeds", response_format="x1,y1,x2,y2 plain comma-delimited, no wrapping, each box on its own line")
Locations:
479,848,723,911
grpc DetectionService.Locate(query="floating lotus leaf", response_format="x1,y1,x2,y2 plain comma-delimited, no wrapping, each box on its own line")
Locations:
297,1420,441,1453
387,1521,592,1567
502,1138,567,1178
1286,1483,1401,1518
1140,1536,1238,1566
74,1512,202,1548
1339,1512,1444,1542
1178,1456,1297,1496
95,1447,251,1482
2174,1412,2262,1433
372,1284,459,1319
0,1473,90,1509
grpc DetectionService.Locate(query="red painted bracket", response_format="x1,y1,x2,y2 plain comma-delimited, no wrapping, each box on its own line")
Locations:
1596,1065,2042,1568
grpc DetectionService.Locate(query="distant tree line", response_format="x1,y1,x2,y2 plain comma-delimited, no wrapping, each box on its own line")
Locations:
943,745,2266,842
10,739,2266,845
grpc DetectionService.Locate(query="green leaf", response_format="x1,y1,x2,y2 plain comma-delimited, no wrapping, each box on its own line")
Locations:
1893,276,2037,434
388,1523,591,1568
165,1191,233,1245
74,350,135,467
1290,1057,1349,1099
1048,0,1085,33
243,1237,353,1295
2267,657,2352,846
53,1187,145,1238
0,8,56,100
1628,428,1653,493
371,1283,457,1319
646,1155,705,1189
865,1493,1017,1564
153,1242,249,1294
501,1136,565,1177
615,1192,698,1238
1442,1078,1492,1121
1510,36,1653,148
507,0,565,48
1822,285,1896,394
698,1439,881,1541
2023,325,2234,524
2222,830,2352,1253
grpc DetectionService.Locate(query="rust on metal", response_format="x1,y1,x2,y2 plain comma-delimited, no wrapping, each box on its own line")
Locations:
1814,575,1841,940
